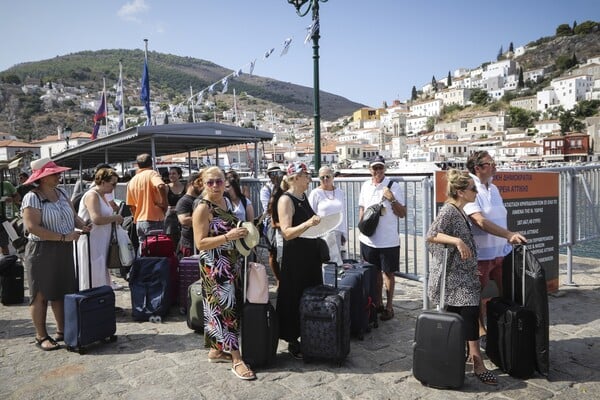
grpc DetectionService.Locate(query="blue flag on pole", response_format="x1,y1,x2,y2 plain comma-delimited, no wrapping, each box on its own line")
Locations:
140,57,151,126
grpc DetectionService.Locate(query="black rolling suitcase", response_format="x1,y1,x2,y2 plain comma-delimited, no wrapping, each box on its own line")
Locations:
413,246,465,389
64,233,117,353
0,255,24,305
240,257,279,368
486,245,537,379
300,264,350,365
323,263,369,340
501,244,549,377
343,259,379,329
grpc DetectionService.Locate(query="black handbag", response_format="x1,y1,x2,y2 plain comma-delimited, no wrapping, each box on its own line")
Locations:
107,222,122,269
358,181,393,237
317,238,330,263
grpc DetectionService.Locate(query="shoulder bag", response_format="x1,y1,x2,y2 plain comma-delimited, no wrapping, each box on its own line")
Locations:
107,223,122,269
358,181,393,237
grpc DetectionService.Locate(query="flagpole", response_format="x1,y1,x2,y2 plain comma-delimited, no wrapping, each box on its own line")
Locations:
190,85,196,123
118,60,125,132
101,78,106,136
142,38,152,126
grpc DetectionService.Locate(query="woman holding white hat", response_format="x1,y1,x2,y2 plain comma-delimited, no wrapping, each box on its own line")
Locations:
274,161,322,360
192,166,256,380
21,158,92,351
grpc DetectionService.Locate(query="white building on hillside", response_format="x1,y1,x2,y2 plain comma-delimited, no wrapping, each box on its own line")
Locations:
435,88,473,107
409,99,442,117
550,74,593,110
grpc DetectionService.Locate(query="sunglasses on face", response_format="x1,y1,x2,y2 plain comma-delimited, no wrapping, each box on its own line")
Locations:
319,175,332,180
467,186,478,193
205,179,224,187
268,171,284,178
371,165,384,171
478,161,496,167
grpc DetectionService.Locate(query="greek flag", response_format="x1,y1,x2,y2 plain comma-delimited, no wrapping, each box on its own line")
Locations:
115,63,124,131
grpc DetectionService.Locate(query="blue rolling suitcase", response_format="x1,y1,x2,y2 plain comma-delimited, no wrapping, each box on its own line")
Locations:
129,256,172,321
343,260,379,330
413,246,465,389
65,233,117,354
300,264,350,365
323,263,369,340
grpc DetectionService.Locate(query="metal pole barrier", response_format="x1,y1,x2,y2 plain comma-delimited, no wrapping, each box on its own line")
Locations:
565,169,576,285
422,176,432,309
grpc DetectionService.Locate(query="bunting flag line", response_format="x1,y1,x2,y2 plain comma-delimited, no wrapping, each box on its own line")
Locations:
280,38,292,56
115,63,124,131
264,48,275,59
140,56,151,126
92,92,106,140
221,77,229,94
304,18,319,44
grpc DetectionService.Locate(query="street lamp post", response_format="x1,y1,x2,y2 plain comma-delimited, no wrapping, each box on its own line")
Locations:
287,0,326,173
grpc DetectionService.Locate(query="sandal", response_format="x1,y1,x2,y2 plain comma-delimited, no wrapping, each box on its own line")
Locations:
380,308,394,321
208,351,233,363
35,336,60,351
54,331,64,342
474,370,498,386
231,361,256,381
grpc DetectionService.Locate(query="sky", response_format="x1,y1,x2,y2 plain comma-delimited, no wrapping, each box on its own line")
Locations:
1,1,598,108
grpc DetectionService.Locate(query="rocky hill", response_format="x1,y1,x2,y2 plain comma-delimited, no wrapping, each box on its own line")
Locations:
0,49,364,140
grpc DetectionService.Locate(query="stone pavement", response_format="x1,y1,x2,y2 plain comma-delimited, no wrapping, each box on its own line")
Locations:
1,255,599,400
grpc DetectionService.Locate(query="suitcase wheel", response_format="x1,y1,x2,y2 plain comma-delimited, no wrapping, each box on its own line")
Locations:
104,335,118,343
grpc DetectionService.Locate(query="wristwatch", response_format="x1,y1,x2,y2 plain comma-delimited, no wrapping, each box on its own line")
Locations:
390,199,397,204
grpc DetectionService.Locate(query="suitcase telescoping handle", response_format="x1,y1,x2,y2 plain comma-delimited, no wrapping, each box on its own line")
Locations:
511,244,527,306
73,231,92,290
438,245,449,311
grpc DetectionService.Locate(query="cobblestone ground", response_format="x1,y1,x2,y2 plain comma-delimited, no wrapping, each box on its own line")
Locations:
1,255,599,399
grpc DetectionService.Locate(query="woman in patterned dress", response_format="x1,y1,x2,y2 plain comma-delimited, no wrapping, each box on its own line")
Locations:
426,169,497,385
192,167,256,381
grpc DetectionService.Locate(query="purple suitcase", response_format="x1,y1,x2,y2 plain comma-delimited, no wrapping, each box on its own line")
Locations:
178,256,200,314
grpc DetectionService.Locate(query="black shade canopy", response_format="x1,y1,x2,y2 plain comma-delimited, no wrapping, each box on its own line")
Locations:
52,122,273,170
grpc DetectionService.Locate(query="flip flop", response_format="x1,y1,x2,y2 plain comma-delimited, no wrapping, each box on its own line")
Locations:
231,361,256,381
35,336,60,351
54,331,64,342
380,308,394,321
208,352,232,363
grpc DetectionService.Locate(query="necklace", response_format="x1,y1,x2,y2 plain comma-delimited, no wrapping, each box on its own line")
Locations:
287,191,305,201
323,188,335,200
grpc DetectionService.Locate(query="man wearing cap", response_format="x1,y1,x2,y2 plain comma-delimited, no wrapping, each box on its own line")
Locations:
260,162,285,283
126,153,168,243
358,155,406,321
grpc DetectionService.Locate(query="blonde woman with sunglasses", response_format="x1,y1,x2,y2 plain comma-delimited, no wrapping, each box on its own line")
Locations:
192,167,255,381
308,166,347,265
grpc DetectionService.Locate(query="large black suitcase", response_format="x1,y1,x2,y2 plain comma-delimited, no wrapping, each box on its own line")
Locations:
486,245,537,379
240,257,279,368
0,255,24,305
64,233,117,353
501,244,549,376
129,256,171,321
343,260,379,329
323,263,369,339
413,246,465,389
300,265,350,365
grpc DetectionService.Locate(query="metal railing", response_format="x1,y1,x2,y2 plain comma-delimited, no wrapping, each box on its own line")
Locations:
69,164,600,305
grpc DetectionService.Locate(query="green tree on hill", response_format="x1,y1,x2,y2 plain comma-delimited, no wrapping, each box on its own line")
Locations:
411,86,418,101
470,88,490,106
556,24,573,36
446,71,452,87
573,20,599,34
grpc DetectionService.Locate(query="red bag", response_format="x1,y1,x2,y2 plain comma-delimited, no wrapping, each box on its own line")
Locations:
141,233,175,257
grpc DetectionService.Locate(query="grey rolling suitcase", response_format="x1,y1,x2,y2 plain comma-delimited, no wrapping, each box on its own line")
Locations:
300,264,350,365
413,246,465,389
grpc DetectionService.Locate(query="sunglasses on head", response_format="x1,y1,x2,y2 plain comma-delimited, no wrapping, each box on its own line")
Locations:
319,175,332,180
205,179,224,187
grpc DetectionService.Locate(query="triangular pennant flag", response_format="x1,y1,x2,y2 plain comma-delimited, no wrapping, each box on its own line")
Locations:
280,38,292,56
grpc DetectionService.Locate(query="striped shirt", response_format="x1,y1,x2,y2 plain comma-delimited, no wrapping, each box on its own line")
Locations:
21,188,76,241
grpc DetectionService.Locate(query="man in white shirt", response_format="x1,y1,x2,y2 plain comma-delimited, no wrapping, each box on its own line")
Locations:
463,151,526,340
358,156,406,321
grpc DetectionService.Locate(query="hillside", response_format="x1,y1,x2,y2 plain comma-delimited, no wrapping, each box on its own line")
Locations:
0,49,364,140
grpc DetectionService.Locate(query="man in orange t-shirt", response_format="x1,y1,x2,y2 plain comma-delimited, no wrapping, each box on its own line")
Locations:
126,153,168,243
